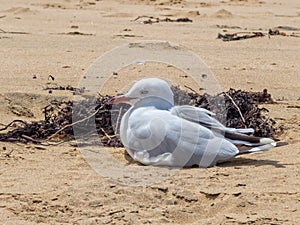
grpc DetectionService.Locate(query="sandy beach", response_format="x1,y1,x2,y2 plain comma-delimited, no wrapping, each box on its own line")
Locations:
0,0,300,224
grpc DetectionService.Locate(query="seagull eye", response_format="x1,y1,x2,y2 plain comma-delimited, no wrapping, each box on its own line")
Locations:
140,90,149,95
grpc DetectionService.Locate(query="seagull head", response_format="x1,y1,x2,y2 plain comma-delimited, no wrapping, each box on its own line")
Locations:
108,78,174,107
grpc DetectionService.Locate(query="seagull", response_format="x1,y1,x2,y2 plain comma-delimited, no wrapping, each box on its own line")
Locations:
108,78,285,167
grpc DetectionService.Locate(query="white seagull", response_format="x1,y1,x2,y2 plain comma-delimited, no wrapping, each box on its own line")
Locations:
108,78,285,167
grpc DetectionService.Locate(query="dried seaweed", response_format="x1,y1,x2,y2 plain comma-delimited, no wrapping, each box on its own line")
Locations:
171,87,279,138
133,16,192,24
0,28,29,35
52,31,95,36
0,87,282,147
44,84,85,95
217,29,300,41
217,32,265,41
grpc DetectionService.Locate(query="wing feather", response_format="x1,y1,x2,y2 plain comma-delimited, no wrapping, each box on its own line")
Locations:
170,105,254,134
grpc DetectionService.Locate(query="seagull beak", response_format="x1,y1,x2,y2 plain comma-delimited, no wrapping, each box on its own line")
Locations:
108,95,135,104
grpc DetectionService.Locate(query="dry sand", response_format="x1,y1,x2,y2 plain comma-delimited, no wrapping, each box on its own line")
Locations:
0,0,300,224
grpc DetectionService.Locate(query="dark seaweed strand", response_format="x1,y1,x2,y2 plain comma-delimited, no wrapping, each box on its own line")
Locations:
0,87,281,146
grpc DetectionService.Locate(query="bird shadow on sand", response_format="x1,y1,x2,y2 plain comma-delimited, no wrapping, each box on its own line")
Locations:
123,152,291,169
216,157,291,168
122,150,291,168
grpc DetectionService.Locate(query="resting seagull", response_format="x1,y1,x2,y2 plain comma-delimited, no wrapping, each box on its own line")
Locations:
108,78,285,167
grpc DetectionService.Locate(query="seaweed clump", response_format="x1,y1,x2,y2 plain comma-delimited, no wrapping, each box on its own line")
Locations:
0,87,281,147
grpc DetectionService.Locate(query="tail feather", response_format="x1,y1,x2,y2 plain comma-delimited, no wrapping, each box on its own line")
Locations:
237,141,288,155
225,131,275,146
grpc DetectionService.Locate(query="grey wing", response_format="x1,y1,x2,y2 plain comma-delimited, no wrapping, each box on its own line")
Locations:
170,105,277,148
170,105,254,136
126,108,238,167
166,117,239,167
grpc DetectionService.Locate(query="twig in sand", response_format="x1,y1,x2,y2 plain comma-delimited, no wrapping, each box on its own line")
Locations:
0,120,28,131
45,139,72,146
0,28,29,34
21,135,42,144
223,92,246,124
47,105,104,140
184,85,197,93
3,148,14,158
100,127,111,140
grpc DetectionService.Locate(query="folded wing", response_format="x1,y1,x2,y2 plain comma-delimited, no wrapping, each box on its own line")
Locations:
124,107,239,167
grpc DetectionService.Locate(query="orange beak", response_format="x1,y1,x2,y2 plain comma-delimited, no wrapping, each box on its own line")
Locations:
108,95,135,104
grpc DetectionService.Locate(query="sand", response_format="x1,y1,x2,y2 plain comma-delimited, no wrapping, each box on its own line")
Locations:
0,0,300,224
